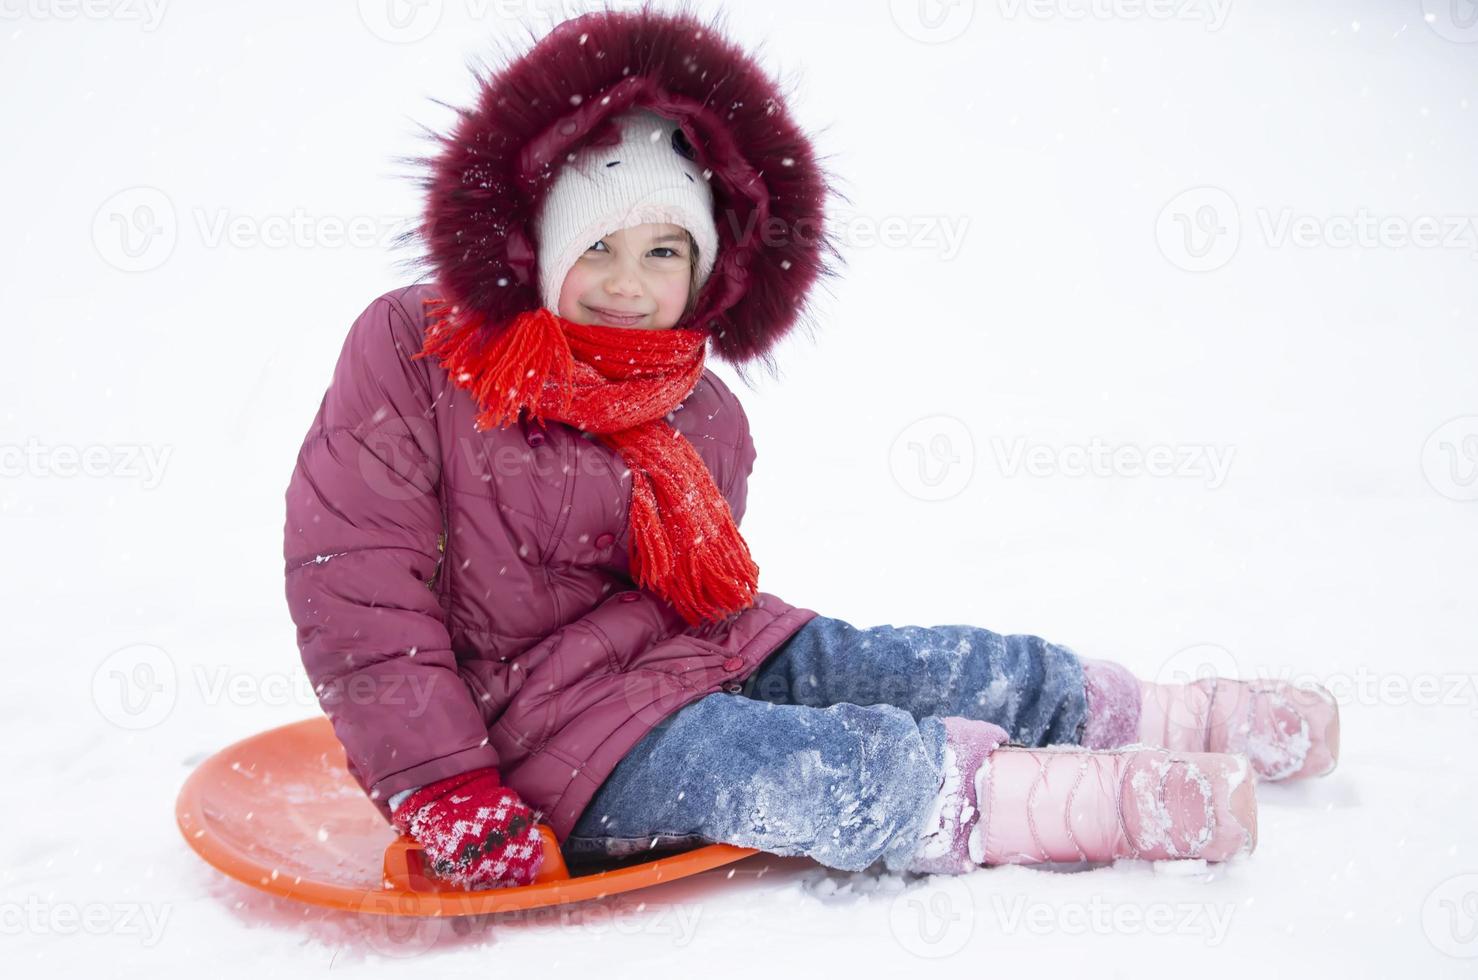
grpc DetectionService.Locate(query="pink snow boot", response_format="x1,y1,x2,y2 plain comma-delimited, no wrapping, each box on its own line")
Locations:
902,716,1257,874
1137,673,1340,782
977,743,1257,865
904,717,1012,875
1081,659,1340,782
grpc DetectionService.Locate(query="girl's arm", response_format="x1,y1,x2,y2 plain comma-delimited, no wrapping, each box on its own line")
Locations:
283,290,499,822
697,368,757,530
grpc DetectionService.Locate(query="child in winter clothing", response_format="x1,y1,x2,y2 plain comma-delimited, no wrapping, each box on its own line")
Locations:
285,6,1337,893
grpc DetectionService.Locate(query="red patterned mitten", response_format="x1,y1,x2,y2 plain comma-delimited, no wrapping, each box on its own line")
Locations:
389,768,545,890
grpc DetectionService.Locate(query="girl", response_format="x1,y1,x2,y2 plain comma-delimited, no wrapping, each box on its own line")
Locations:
283,6,1337,891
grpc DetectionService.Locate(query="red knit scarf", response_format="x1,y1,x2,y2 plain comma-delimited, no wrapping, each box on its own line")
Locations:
411,298,760,626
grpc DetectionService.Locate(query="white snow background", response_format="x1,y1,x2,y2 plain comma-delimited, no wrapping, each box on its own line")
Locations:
3,0,1476,976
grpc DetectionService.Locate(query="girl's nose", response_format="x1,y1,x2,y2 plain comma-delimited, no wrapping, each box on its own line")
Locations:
605,273,642,297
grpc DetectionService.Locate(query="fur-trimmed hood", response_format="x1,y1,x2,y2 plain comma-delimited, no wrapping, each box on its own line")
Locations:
397,2,843,377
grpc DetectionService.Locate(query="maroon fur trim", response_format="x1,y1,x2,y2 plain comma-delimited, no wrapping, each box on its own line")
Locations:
394,2,845,377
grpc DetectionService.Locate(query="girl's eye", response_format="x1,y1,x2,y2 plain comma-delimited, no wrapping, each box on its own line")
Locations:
585,241,683,258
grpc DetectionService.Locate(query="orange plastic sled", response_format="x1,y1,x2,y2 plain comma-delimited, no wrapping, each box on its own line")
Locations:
176,716,759,916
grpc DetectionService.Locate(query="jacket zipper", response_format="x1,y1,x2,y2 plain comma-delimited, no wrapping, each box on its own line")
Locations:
426,529,446,591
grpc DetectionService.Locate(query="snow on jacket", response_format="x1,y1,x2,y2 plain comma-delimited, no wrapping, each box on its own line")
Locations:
283,284,818,840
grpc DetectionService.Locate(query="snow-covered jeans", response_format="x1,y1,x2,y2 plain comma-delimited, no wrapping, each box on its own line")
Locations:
562,615,1091,873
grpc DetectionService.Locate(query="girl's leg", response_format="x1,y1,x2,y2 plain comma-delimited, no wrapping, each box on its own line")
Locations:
565,690,956,874
738,615,1090,747
740,617,1339,781
565,691,1257,875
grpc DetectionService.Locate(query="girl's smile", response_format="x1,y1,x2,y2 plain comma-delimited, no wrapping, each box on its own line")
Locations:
583,303,651,327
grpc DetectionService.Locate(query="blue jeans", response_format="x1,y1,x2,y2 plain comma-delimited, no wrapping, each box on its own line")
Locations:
563,615,1090,873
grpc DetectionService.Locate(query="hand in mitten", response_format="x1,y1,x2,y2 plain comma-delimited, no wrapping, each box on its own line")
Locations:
389,768,544,890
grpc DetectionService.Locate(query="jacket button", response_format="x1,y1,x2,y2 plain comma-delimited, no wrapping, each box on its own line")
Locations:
526,430,546,447
618,592,641,603
723,657,743,672
594,532,615,549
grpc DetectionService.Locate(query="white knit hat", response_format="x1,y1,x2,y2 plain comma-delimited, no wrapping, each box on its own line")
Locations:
534,107,719,315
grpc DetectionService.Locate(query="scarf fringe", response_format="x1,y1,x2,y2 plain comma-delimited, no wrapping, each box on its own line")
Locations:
413,304,575,432
623,440,760,625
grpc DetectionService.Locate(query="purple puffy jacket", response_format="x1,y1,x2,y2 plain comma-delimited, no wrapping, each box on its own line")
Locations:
282,284,818,841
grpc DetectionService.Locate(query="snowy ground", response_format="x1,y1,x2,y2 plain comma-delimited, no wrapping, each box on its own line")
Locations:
4,0,1477,976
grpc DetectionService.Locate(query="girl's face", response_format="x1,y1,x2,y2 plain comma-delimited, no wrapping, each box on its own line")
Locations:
556,222,694,330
